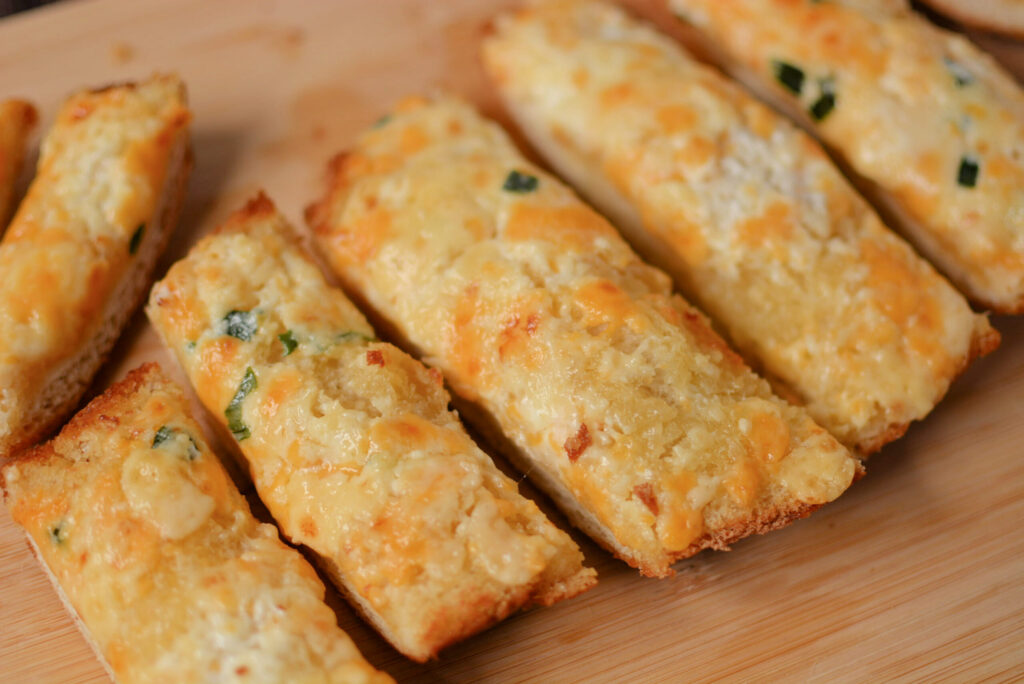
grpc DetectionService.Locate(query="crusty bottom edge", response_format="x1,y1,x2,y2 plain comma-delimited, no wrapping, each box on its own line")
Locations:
20,532,121,683
917,0,1024,41
306,542,593,663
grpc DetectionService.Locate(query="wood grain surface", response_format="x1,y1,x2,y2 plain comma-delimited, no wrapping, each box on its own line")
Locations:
0,1,1022,682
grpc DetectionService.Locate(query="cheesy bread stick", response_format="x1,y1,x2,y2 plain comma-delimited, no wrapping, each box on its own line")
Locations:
147,194,595,661
0,75,191,455
307,95,860,578
482,0,998,453
668,0,1024,313
1,364,390,684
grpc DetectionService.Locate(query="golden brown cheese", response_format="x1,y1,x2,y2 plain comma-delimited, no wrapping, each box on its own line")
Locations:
669,0,1024,312
0,99,36,228
482,0,998,453
146,194,594,661
0,75,191,455
1,364,390,684
307,95,860,578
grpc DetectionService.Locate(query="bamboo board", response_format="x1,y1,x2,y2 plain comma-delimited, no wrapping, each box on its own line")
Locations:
0,1,1022,681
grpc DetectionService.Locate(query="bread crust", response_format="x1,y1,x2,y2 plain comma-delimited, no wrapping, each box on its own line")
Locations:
919,0,1024,38
0,75,192,458
311,548,592,661
482,0,1000,455
0,99,37,230
2,363,391,684
18,526,123,684
147,194,595,661
308,94,861,578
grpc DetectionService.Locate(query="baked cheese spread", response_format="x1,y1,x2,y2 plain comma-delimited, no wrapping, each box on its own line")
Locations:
308,95,860,577
1,364,389,684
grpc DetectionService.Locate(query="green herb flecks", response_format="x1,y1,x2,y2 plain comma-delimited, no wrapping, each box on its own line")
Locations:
185,340,197,353
373,114,392,128
502,170,539,193
226,367,257,441
152,425,200,460
336,331,376,344
944,57,973,87
809,79,836,121
278,330,298,356
129,224,145,255
957,156,979,188
152,426,174,447
772,60,805,95
49,521,68,546
223,310,258,341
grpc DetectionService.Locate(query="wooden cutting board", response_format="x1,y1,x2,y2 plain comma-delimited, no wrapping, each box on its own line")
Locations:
1,1,1022,681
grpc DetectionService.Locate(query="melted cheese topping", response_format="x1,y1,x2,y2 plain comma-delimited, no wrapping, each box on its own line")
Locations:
0,76,190,444
671,0,1024,311
120,446,215,541
309,96,858,576
482,0,993,451
0,99,36,226
147,198,591,659
1,365,387,684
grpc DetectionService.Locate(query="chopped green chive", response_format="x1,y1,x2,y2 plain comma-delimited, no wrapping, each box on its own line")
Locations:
944,57,973,87
337,331,376,343
226,367,257,441
957,157,979,188
129,224,144,255
152,425,200,460
373,114,392,128
185,340,196,353
152,426,174,447
223,310,258,341
49,522,67,545
502,170,539,193
773,60,805,95
278,330,298,356
810,80,836,121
